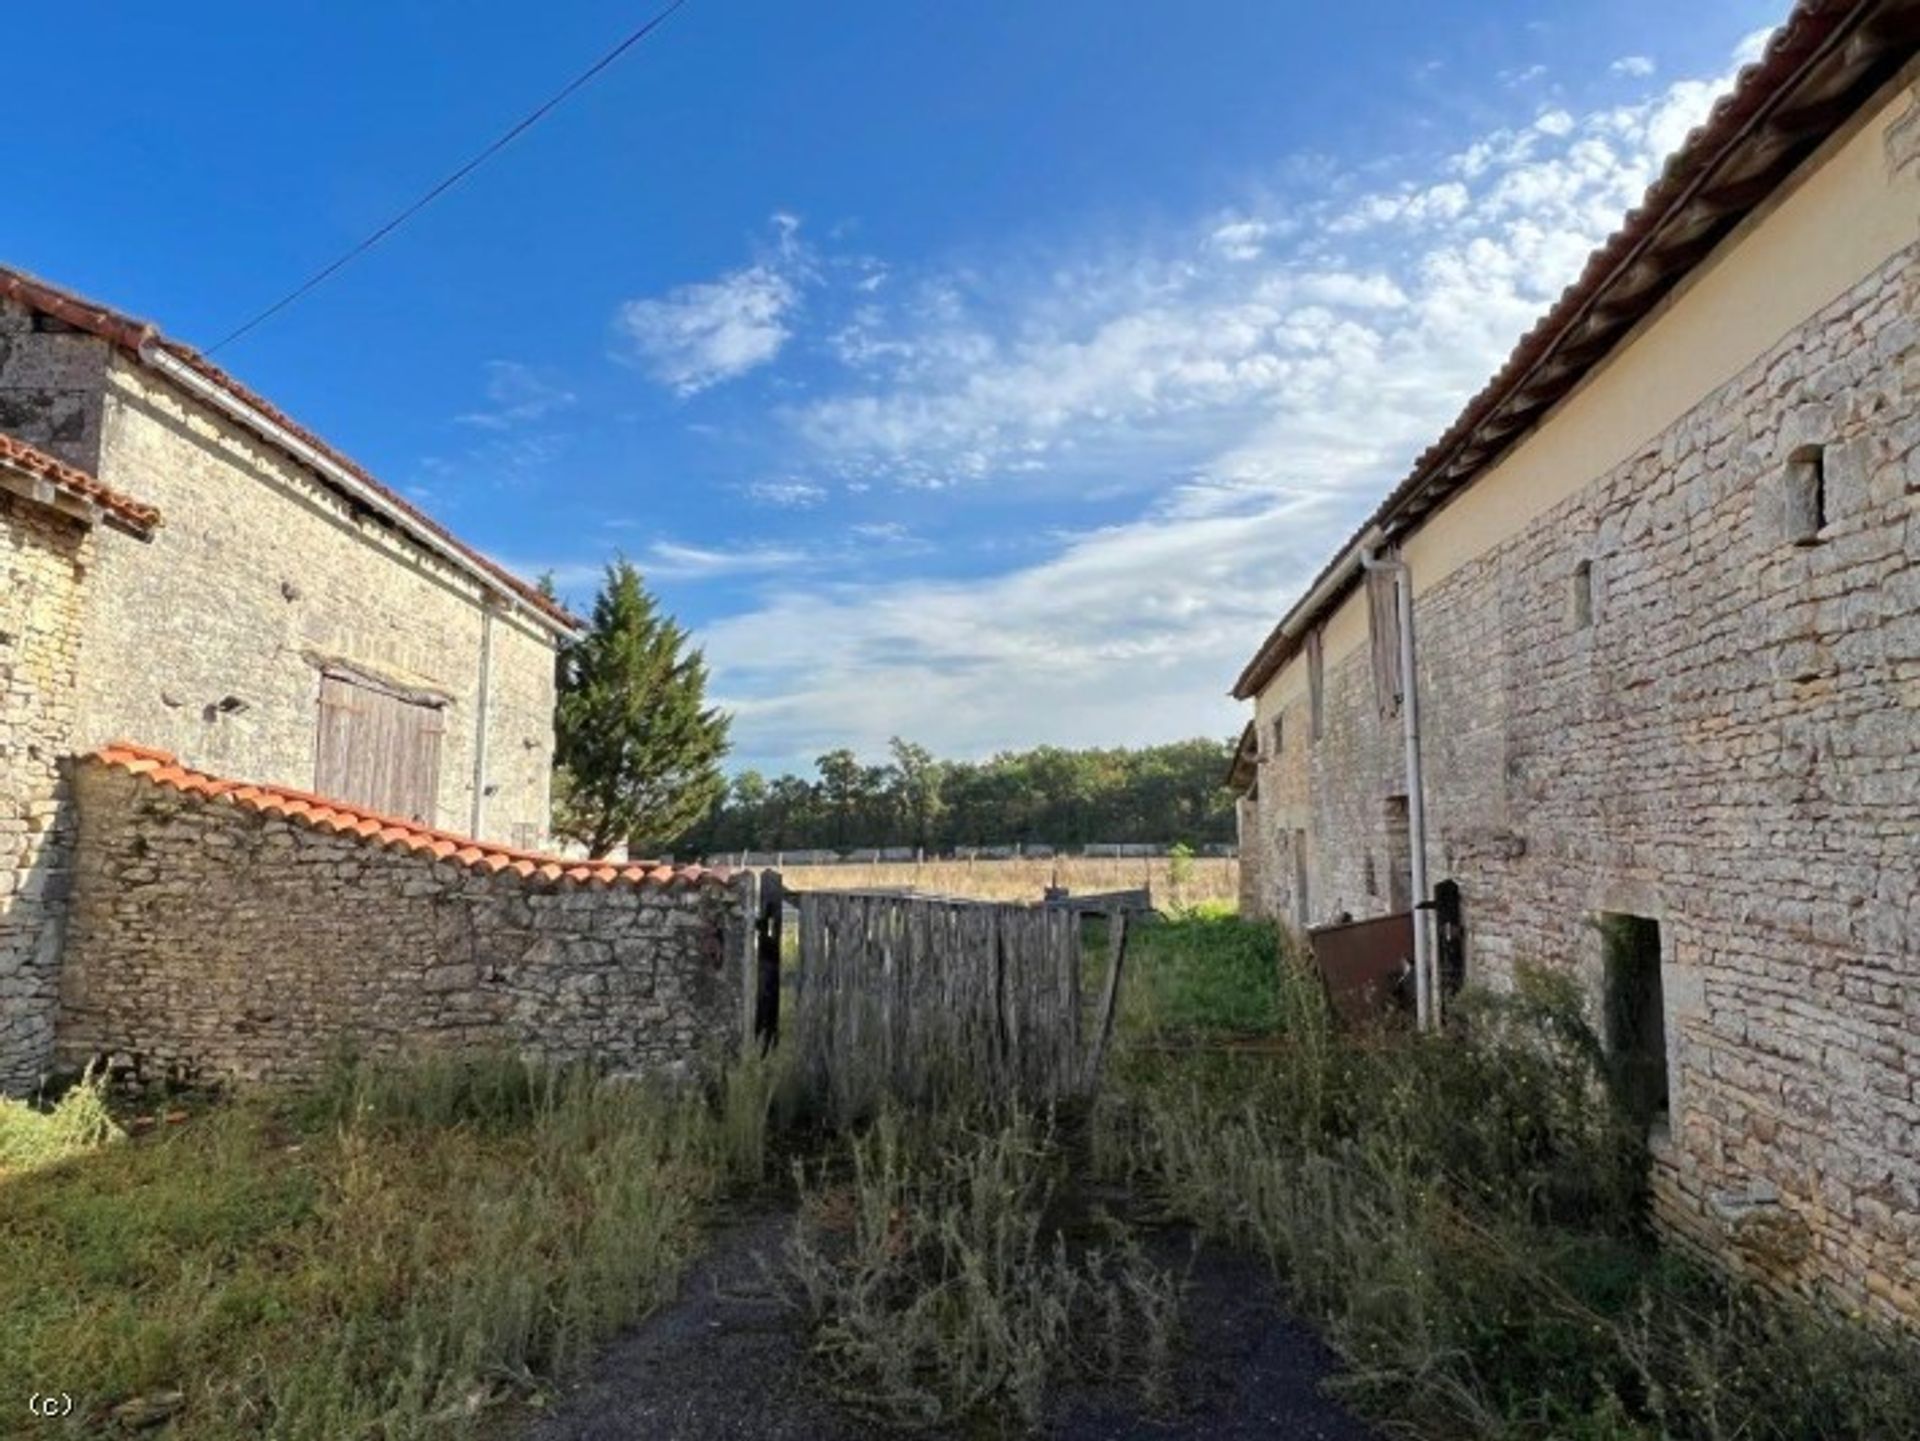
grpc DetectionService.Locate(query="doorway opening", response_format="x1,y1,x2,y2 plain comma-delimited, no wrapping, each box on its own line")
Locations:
1600,913,1669,1136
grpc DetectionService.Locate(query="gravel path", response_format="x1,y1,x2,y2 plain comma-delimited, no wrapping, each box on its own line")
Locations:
527,1207,1378,1441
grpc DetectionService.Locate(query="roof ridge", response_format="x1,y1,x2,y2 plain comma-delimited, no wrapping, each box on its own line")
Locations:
0,265,580,632
85,743,729,891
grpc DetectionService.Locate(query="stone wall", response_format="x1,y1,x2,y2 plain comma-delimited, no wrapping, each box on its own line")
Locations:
1243,238,1918,1319
56,760,753,1086
0,493,90,1094
0,304,109,473
0,302,560,847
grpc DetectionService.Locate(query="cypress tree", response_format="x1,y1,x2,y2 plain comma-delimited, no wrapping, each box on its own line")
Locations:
553,560,730,858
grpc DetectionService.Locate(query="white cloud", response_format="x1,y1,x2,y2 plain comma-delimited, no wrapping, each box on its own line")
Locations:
1610,55,1655,78
1732,27,1774,67
615,265,798,395
684,39,1763,770
745,479,828,509
614,216,816,396
1208,218,1274,261
456,360,575,430
644,540,813,580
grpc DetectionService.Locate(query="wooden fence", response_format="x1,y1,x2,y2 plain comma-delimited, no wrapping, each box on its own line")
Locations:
788,890,1128,1116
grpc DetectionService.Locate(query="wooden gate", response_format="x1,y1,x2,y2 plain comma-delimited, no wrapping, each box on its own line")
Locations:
787,890,1127,1115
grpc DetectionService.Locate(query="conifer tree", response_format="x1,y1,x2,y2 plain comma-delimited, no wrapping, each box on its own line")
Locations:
553,560,730,858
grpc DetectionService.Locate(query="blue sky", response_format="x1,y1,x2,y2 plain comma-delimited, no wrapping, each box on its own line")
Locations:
6,0,1785,773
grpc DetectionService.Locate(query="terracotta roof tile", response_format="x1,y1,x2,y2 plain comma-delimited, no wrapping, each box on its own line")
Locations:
86,744,731,892
0,268,579,633
0,432,160,537
1232,0,1919,699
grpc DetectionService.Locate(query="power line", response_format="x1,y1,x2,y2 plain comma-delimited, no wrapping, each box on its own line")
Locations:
208,0,694,355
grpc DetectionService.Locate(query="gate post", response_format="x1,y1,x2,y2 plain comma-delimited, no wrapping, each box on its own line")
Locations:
754,869,784,1049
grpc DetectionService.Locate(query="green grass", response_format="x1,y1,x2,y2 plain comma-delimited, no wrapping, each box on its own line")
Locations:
1085,905,1286,1039
0,1067,123,1174
1093,958,1920,1440
0,1052,769,1439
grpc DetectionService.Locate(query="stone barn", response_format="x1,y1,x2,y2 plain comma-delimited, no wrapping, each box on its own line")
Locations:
1231,5,1917,1320
1,269,752,1097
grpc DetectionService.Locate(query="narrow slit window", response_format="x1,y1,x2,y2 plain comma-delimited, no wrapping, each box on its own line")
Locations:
1571,560,1594,629
1271,714,1285,756
1601,913,1669,1137
1784,444,1826,545
1306,627,1325,741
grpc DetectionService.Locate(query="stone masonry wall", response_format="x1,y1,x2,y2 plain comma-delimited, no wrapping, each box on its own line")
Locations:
1245,238,1918,1320
56,762,752,1086
0,304,109,474
80,352,558,845
0,493,91,1094
0,303,559,847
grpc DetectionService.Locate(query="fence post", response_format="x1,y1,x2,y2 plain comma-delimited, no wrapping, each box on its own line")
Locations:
1084,909,1130,1090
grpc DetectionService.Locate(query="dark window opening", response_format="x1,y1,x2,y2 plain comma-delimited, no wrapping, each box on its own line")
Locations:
1270,714,1285,755
1571,560,1593,629
1433,879,1466,995
1383,795,1412,912
1784,444,1826,546
1307,628,1325,741
1601,913,1669,1136
1292,828,1309,927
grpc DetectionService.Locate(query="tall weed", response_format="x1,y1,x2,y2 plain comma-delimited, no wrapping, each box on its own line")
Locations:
783,1102,1182,1430
1097,960,1920,1439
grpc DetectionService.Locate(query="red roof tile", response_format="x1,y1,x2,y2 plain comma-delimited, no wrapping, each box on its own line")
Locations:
0,432,160,537
1232,0,1919,700
0,267,581,633
87,743,730,891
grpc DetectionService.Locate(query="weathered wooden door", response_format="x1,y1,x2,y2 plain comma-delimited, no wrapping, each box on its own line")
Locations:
314,673,445,823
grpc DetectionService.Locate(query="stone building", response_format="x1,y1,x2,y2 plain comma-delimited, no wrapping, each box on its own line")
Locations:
0,267,585,1094
1231,3,1917,1320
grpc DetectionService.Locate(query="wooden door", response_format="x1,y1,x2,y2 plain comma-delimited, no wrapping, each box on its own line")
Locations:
315,673,445,823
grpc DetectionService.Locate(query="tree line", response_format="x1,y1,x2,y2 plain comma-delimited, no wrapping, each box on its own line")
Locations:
548,561,1235,858
680,736,1237,856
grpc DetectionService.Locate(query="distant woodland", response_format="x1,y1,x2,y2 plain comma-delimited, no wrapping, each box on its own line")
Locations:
680,737,1238,854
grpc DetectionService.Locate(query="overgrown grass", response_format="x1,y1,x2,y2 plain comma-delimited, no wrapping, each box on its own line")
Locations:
1086,906,1285,1039
0,1051,775,1438
782,1101,1182,1432
1095,958,1920,1439
0,1066,123,1175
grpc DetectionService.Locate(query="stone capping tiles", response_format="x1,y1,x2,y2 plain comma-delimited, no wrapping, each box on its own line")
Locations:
0,432,160,538
85,742,731,891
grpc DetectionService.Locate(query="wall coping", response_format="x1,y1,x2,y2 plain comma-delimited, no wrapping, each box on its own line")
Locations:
84,743,732,891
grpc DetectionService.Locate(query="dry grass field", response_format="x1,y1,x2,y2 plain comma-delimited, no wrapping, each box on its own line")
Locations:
774,855,1237,909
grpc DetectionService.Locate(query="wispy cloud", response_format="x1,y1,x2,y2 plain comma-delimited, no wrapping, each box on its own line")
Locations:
644,540,815,580
615,214,811,396
457,360,576,430
1610,55,1656,78
691,37,1759,770
745,479,829,509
